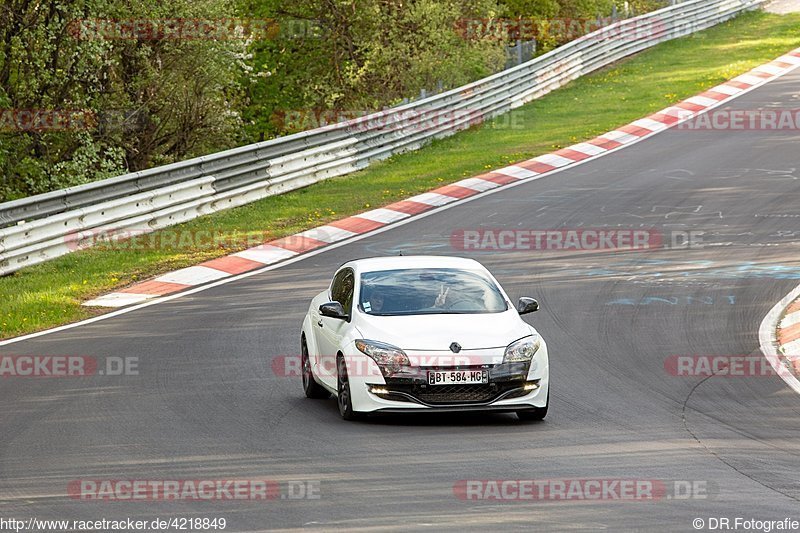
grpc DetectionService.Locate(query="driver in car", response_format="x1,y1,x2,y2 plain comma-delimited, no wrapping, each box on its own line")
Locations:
363,287,385,313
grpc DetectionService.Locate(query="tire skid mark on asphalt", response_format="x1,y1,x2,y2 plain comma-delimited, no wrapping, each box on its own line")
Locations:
679,370,800,504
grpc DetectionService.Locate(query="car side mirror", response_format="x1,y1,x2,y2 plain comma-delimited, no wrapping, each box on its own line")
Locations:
319,301,348,320
517,297,539,315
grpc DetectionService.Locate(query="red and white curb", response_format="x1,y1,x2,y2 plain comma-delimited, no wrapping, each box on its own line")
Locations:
84,48,800,308
777,299,800,376
759,286,800,396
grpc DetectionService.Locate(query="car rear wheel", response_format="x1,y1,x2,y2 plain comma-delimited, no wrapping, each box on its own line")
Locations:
517,389,548,421
337,355,361,421
302,337,330,399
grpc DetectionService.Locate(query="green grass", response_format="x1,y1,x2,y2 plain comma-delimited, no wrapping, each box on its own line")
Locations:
2,10,800,339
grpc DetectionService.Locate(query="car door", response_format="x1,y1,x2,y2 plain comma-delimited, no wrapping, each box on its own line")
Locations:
315,268,355,389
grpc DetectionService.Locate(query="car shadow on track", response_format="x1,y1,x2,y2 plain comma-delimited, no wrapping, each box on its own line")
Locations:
362,412,542,427
304,397,543,426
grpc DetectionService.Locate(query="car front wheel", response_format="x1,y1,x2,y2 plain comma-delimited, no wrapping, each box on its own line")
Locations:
302,337,330,399
517,389,549,421
337,355,361,421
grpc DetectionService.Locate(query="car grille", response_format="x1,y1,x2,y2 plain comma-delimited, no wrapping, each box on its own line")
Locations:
383,382,525,405
417,384,498,403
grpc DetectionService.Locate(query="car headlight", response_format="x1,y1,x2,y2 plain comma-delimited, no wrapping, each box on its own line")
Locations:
503,336,541,363
355,339,410,367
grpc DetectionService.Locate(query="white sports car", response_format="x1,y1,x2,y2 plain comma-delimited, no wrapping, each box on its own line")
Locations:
300,256,549,421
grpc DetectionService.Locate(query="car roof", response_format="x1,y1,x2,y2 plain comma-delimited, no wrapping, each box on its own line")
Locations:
341,255,487,273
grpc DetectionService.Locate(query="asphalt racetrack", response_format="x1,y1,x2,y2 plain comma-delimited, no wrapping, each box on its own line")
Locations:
1,69,800,532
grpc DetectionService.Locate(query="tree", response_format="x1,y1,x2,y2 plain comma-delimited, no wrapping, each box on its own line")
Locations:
239,0,507,139
0,0,246,201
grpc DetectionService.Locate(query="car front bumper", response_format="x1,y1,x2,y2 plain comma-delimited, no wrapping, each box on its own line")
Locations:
346,342,550,413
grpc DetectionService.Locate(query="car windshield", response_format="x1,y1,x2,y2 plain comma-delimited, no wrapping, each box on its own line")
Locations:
359,268,508,316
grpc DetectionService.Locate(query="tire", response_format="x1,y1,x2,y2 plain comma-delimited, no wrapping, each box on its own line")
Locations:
517,389,549,421
302,337,330,399
337,354,361,421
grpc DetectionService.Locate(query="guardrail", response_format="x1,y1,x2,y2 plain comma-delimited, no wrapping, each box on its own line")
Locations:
0,0,764,275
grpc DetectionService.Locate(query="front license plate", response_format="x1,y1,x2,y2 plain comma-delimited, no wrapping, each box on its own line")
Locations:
427,369,489,385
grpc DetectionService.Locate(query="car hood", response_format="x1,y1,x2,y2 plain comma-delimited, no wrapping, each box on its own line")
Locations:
355,310,534,351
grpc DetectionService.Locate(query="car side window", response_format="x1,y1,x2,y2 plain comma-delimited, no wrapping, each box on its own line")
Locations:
330,268,355,316
330,270,347,303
